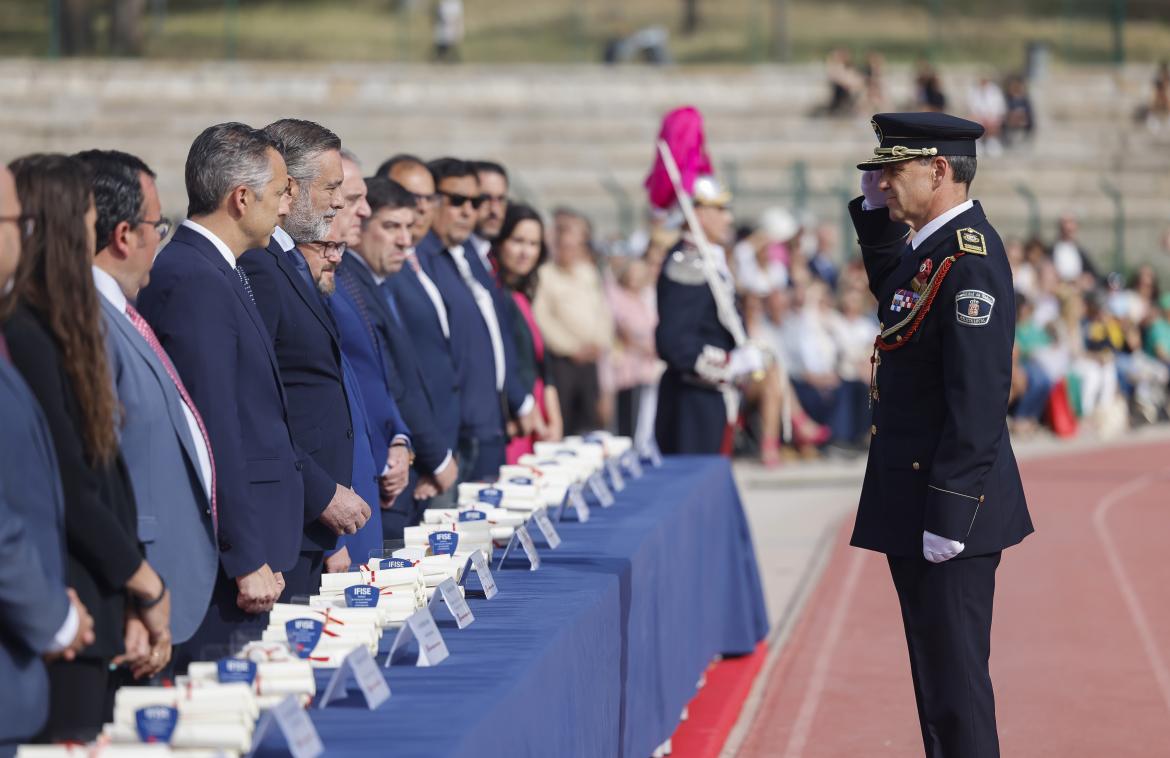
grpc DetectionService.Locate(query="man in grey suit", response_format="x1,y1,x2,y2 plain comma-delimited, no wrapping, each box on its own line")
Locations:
0,163,94,756
77,150,218,664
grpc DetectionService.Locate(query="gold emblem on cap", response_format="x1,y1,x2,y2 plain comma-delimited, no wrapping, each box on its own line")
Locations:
956,227,986,256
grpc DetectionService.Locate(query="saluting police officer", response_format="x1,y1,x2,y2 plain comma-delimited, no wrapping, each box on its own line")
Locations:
851,113,1033,758
655,175,762,455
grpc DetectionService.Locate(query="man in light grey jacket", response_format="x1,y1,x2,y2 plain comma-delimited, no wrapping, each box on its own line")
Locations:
78,150,217,665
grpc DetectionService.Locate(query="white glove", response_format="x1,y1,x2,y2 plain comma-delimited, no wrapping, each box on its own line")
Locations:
860,170,886,210
728,345,765,380
922,530,965,563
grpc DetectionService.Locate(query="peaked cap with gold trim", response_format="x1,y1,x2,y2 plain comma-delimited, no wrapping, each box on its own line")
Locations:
857,112,985,170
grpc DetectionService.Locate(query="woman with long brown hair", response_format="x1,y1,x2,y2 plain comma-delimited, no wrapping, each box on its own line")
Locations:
1,153,172,742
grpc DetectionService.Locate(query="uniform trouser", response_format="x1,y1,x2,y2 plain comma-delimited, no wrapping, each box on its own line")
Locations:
888,551,1002,758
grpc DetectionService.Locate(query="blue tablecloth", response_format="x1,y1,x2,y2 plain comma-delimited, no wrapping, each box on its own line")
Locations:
257,455,767,758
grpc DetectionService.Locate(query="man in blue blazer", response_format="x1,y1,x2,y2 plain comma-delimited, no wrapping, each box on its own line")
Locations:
79,150,218,652
384,157,464,499
419,158,537,480
334,167,457,535
239,119,371,597
0,164,94,756
137,123,303,660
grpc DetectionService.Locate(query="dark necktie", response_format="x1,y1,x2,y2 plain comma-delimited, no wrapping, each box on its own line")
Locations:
236,266,256,305
383,287,403,327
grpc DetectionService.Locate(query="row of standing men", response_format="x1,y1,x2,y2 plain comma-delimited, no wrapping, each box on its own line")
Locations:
0,118,565,750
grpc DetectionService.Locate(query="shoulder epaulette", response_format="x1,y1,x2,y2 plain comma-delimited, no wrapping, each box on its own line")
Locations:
663,247,706,286
956,228,986,256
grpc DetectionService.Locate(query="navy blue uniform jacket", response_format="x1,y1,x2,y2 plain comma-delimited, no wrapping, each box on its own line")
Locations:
654,241,736,455
851,197,1033,557
137,225,303,577
239,240,354,553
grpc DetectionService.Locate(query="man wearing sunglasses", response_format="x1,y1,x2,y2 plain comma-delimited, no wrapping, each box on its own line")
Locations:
469,160,509,270
77,149,217,676
417,157,538,481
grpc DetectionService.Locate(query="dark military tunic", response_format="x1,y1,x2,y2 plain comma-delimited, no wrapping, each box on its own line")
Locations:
654,240,736,455
850,197,1033,558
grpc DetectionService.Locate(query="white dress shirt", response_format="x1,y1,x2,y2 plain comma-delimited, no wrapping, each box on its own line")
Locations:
911,199,975,251
271,225,296,253
93,266,213,501
181,219,237,268
470,233,493,271
448,244,507,391
407,248,451,339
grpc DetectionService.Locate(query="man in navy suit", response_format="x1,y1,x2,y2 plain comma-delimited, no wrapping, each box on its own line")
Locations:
239,119,371,598
417,158,537,480
384,157,464,498
137,123,302,659
334,155,451,538
0,163,95,756
78,149,218,658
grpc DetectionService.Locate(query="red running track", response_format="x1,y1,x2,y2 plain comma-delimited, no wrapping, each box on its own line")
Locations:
738,440,1170,757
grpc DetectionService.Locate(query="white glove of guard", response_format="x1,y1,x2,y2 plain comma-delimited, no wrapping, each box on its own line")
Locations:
727,345,765,380
923,530,965,563
860,170,886,210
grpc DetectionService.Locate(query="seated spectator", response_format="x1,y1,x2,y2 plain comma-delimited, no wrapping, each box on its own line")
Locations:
818,48,864,117
861,52,887,112
1137,60,1169,133
914,58,947,112
1078,291,1126,435
1010,294,1054,434
780,281,868,452
1051,215,1099,289
1143,293,1170,369
806,223,841,292
1002,75,1035,146
1006,238,1038,299
733,207,796,299
967,74,1006,155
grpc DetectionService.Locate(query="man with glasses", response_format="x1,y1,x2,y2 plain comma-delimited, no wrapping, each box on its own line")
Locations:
76,149,217,669
417,157,537,481
470,160,509,269
239,119,373,598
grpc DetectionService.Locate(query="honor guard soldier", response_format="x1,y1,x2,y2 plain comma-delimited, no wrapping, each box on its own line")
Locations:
851,112,1033,758
654,175,763,455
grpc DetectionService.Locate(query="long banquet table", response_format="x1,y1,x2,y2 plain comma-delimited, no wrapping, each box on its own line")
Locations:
256,455,768,758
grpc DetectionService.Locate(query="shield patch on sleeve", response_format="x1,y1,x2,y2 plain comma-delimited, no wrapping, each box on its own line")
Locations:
955,289,995,326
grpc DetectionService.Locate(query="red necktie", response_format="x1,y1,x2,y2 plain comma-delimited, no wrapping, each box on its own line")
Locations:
124,303,218,532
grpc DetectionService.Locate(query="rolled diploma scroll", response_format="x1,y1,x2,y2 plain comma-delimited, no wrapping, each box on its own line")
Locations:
19,748,178,758
113,682,255,716
104,722,251,752
187,661,316,698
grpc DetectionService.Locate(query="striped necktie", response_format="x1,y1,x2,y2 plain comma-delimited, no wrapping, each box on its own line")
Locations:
124,303,218,533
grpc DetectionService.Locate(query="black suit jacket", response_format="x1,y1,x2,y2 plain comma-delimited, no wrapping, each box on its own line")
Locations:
337,252,449,473
239,240,352,553
137,224,304,578
3,304,140,658
850,197,1033,557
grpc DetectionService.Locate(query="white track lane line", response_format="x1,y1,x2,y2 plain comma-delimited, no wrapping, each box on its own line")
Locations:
782,548,866,758
1092,469,1170,716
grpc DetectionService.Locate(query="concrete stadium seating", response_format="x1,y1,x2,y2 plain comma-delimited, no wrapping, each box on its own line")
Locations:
0,60,1166,267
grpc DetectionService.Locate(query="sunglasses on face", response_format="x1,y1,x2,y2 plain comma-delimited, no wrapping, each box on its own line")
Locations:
439,191,485,210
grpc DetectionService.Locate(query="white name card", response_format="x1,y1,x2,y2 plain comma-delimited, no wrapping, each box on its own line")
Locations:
530,509,562,549
566,482,590,523
606,458,626,492
318,646,390,710
516,525,541,570
623,450,644,479
433,577,475,629
467,549,498,599
250,695,323,758
589,473,616,507
384,607,449,668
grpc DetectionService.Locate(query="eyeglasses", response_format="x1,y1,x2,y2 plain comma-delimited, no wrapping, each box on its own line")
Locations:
0,214,36,239
135,217,172,238
438,191,485,210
